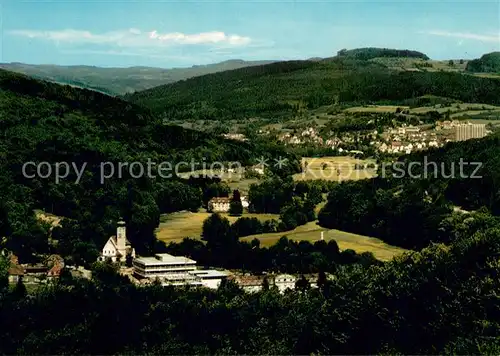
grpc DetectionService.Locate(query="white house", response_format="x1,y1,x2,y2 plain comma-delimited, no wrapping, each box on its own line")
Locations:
241,196,250,209
274,274,297,292
207,197,231,212
99,219,136,263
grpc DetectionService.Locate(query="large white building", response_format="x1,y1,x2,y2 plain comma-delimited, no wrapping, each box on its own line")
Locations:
455,123,487,141
133,253,229,289
207,197,231,213
99,220,135,263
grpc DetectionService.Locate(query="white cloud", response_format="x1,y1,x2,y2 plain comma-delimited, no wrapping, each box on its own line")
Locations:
9,28,253,47
420,30,500,44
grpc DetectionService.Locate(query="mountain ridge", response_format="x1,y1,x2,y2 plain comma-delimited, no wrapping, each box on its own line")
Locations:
0,59,280,95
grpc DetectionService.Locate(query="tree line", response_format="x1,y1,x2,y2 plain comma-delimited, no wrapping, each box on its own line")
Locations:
2,213,500,354
0,69,298,266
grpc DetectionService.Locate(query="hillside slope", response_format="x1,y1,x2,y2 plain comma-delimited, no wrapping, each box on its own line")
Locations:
335,47,430,60
126,57,500,121
0,68,281,261
0,59,278,96
466,52,500,73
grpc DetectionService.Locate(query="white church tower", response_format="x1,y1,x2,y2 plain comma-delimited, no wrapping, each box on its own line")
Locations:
116,219,127,252
98,218,136,263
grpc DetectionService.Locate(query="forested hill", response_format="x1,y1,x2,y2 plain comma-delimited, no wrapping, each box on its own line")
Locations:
335,47,430,60
126,57,500,120
0,69,286,263
0,59,278,96
466,52,500,73
318,132,500,250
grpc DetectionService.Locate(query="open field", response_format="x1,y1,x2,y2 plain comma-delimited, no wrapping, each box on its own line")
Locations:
34,210,62,228
451,110,500,119
342,103,500,117
471,72,500,79
241,221,408,261
294,156,377,182
177,169,259,194
157,211,407,261
369,57,468,73
409,103,500,115
156,211,279,243
344,105,410,113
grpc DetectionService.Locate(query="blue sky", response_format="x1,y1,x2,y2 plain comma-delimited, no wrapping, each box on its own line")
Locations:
1,0,499,68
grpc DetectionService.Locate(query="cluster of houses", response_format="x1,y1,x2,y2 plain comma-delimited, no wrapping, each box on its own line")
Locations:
376,125,442,154
7,253,64,284
229,273,328,293
5,217,327,294
269,118,490,157
222,133,248,142
278,127,325,146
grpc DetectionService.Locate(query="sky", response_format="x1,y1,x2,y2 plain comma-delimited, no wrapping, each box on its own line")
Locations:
1,0,499,68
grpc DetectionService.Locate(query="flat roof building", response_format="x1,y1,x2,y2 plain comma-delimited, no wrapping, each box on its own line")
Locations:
455,123,487,141
133,253,229,289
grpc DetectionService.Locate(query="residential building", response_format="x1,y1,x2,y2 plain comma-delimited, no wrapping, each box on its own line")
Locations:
455,123,487,141
207,197,231,212
98,219,136,263
229,275,265,293
229,273,325,293
7,254,23,283
241,196,250,209
222,133,247,141
274,274,297,293
7,253,65,283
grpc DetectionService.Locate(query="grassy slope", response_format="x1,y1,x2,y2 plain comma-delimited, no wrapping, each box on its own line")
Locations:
0,60,278,96
156,211,279,242
241,221,408,261
156,211,407,261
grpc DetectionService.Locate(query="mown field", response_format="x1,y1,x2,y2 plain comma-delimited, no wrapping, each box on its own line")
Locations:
294,156,377,182
344,105,410,113
156,211,279,243
156,208,407,261
177,168,259,194
241,221,408,261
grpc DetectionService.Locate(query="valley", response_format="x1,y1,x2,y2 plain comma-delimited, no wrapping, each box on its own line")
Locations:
2,29,500,354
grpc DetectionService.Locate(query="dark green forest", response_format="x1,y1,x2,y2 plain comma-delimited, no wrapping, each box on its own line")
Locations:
3,48,500,355
0,60,278,96
319,134,500,249
335,47,430,60
0,69,296,264
2,215,500,354
126,57,500,120
466,52,500,73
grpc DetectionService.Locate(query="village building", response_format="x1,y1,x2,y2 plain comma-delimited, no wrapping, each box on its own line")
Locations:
207,197,231,213
241,196,250,209
7,253,64,284
229,273,325,293
133,253,229,289
7,254,23,283
229,275,265,293
222,133,248,141
274,274,297,293
98,219,135,263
